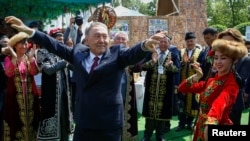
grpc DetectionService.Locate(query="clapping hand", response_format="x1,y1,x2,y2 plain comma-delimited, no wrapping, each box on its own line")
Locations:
165,60,173,67
151,52,158,64
27,46,36,62
165,53,173,67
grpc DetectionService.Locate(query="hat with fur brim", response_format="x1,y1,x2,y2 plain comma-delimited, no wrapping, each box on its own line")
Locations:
9,32,29,47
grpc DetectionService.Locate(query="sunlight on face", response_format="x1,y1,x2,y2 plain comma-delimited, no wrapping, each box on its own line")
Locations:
85,26,109,55
14,39,29,56
214,51,233,76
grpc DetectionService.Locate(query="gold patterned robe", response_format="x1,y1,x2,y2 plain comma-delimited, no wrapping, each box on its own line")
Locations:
141,51,180,120
3,56,40,141
180,47,203,116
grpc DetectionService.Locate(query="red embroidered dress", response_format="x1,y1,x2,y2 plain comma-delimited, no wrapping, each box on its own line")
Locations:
3,56,40,141
178,72,239,141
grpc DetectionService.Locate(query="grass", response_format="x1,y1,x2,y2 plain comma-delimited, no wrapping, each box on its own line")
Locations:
137,109,249,141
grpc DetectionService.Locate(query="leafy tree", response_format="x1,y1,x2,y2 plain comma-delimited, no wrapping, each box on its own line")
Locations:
210,24,227,32
234,22,250,35
207,0,250,28
0,0,92,22
145,0,157,16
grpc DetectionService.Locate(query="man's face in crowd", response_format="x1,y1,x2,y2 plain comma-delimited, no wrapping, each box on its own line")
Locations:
159,37,170,52
55,35,64,43
186,38,196,50
203,33,217,47
114,33,128,47
85,26,109,55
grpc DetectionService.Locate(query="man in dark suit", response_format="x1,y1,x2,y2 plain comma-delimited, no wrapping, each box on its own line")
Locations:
5,16,166,141
200,27,218,81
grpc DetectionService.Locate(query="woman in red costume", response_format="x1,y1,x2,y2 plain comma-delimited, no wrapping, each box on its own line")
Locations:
3,32,40,141
178,39,248,141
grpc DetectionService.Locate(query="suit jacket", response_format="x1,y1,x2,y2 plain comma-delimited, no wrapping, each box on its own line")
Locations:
232,56,250,110
169,45,181,86
200,46,212,81
32,31,151,130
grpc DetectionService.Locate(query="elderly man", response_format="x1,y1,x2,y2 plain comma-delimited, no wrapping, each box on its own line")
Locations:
5,16,166,141
139,35,180,141
113,31,139,141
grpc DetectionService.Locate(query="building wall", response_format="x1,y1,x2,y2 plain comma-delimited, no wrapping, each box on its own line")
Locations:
114,0,207,48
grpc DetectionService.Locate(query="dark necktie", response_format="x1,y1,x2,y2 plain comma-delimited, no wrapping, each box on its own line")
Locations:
159,51,165,64
90,56,99,75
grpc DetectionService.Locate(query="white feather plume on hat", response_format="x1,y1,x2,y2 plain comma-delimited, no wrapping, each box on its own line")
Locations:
9,32,29,47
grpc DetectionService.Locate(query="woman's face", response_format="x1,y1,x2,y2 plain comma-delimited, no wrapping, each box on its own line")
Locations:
14,39,28,55
214,51,233,76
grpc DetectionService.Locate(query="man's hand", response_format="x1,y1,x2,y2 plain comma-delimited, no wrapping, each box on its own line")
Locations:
27,46,36,62
165,60,173,67
5,16,33,36
144,32,167,52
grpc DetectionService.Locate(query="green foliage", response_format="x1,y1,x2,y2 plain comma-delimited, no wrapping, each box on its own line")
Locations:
146,0,157,16
207,0,250,28
210,24,227,32
234,22,250,35
0,0,92,22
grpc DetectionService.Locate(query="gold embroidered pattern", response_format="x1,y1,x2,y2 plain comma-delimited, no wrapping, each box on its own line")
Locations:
147,67,167,119
4,61,37,141
181,48,202,117
122,67,138,141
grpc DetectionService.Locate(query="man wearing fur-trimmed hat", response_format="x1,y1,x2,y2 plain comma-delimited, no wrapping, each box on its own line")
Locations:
176,32,205,131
